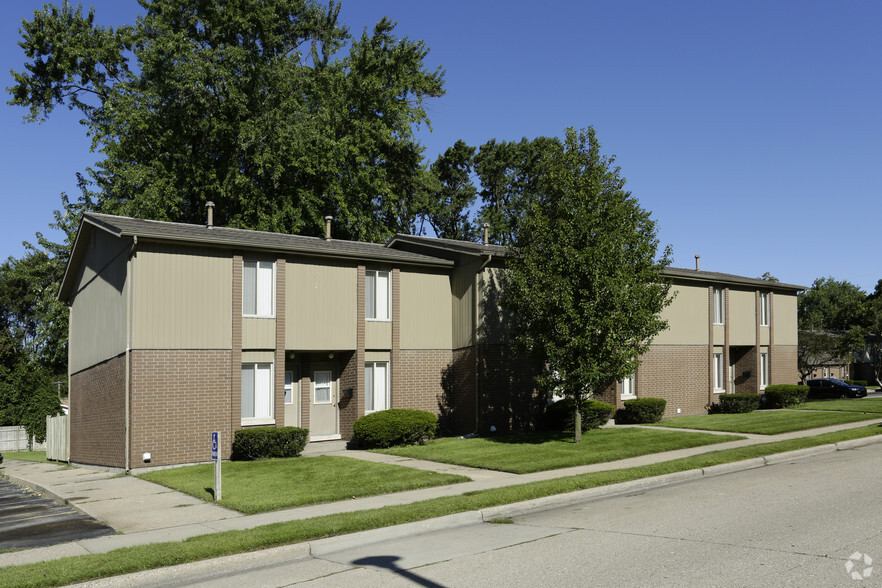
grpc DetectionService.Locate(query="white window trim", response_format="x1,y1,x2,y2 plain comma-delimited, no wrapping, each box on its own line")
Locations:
620,375,636,400
366,269,391,322
241,362,275,426
365,361,391,413
760,352,769,389
284,371,296,405
243,260,276,318
713,288,725,325
713,353,725,393
760,292,770,327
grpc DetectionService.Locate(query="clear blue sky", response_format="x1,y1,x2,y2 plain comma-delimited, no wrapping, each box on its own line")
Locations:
2,1,879,293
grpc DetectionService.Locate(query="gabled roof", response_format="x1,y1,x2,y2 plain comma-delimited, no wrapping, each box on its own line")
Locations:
663,267,806,292
59,213,453,301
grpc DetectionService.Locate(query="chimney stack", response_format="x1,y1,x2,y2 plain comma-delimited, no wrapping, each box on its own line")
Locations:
206,201,215,228
324,216,333,240
695,254,700,271
483,223,490,246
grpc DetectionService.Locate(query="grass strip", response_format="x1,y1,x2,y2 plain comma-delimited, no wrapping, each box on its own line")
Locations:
0,451,49,463
2,423,881,588
795,398,882,414
138,456,468,514
651,410,879,434
376,428,744,473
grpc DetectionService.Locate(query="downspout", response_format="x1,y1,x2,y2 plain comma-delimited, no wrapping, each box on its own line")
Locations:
474,253,493,433
125,236,138,472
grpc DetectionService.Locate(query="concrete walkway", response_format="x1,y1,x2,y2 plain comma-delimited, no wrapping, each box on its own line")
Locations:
2,417,881,569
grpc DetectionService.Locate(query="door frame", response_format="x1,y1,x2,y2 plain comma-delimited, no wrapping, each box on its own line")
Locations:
309,362,340,441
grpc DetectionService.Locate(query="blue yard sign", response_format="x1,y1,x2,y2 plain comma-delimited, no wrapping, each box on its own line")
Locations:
211,431,219,460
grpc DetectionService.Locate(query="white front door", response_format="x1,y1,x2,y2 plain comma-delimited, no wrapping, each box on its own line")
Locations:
310,366,339,440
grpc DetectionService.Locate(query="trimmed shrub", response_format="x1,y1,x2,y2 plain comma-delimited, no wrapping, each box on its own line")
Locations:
352,409,438,449
615,397,667,424
763,384,809,409
718,393,760,414
845,380,867,387
544,398,615,432
231,426,308,461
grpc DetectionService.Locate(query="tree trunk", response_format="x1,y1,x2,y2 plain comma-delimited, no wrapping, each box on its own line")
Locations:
574,403,582,444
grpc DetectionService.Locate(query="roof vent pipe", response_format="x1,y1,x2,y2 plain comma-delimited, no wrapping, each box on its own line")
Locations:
695,254,700,271
206,201,215,228
324,216,333,240
483,223,490,246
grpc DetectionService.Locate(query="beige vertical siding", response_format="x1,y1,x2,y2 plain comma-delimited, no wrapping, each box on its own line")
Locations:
451,259,478,348
365,321,392,349
68,230,130,374
242,318,276,349
652,284,709,346
399,270,452,350
728,288,757,345
773,293,798,345
286,260,356,350
131,244,232,350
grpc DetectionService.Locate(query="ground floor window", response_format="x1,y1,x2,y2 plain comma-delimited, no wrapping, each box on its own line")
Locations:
242,363,274,425
760,352,769,389
713,353,724,392
620,375,635,399
365,361,389,412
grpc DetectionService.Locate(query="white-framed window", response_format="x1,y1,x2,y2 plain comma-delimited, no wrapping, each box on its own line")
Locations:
284,371,295,404
620,375,636,399
713,353,724,392
366,270,390,321
713,288,725,325
241,363,274,425
823,366,829,378
760,292,770,326
760,352,769,389
243,260,274,317
365,361,390,412
314,371,333,404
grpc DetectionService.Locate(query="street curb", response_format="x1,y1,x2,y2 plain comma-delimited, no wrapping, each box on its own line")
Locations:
74,543,312,587
309,511,482,556
701,457,766,478
762,444,836,465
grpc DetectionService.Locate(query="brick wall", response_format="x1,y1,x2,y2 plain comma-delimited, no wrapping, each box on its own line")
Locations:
129,349,233,468
477,344,543,434
772,344,798,385
70,354,127,468
637,345,709,416
394,349,453,415
439,347,476,435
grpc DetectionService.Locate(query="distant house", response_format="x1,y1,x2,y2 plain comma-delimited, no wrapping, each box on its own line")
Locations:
59,213,804,469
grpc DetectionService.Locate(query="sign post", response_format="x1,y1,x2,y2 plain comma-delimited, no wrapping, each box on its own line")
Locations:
211,431,222,501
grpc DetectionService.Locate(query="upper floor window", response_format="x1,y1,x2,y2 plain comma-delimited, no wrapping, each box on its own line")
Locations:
760,292,770,326
243,260,274,317
366,270,390,321
713,288,725,325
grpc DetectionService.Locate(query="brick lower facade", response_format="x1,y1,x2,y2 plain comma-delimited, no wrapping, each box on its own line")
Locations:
70,354,127,468
129,349,234,468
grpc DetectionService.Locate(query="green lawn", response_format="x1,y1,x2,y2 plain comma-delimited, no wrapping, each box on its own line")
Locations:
652,410,880,435
796,398,882,413
376,428,744,473
4,423,882,588
0,451,49,463
137,455,468,515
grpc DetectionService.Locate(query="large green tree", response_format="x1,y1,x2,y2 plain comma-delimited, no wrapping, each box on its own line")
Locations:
9,0,444,241
503,127,672,442
421,140,478,240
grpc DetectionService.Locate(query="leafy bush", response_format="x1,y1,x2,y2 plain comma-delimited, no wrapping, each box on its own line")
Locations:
352,409,438,449
718,393,760,414
544,398,615,432
231,426,308,461
763,385,808,409
614,397,667,424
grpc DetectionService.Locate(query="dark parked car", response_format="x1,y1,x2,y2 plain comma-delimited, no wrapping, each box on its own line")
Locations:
806,378,867,399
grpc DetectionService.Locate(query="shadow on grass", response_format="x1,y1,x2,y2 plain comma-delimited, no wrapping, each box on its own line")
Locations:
477,431,587,445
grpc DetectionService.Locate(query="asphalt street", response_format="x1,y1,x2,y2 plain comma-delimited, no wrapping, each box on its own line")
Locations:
95,441,882,587
0,476,113,550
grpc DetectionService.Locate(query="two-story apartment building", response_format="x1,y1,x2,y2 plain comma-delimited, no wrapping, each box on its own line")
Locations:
59,213,804,469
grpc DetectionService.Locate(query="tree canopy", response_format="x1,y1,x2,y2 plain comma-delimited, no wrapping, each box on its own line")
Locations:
502,127,672,442
9,0,445,242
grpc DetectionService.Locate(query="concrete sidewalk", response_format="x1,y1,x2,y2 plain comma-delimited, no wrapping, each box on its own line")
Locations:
2,417,881,569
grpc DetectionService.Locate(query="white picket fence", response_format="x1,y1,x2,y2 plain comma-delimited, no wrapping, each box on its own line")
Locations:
46,414,70,462
0,425,46,452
